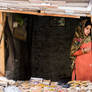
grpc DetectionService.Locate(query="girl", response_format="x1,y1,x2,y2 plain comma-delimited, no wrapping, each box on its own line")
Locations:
70,19,92,81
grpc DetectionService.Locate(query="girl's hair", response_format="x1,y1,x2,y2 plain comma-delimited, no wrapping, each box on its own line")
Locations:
85,20,91,27
84,20,91,36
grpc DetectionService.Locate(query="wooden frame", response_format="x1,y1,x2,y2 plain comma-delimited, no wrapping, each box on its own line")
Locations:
0,0,91,77
0,12,6,76
0,9,80,18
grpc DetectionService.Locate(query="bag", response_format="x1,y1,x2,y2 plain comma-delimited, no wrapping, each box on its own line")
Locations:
8,14,27,41
4,86,21,92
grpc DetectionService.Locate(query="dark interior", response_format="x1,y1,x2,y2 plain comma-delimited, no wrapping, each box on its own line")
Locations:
5,14,86,82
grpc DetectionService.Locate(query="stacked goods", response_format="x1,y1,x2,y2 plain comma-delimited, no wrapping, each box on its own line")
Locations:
30,77,43,86
0,86,4,92
0,77,15,87
4,86,22,92
67,81,89,87
66,81,92,92
43,80,51,85
13,78,92,92
1,77,92,92
16,81,31,92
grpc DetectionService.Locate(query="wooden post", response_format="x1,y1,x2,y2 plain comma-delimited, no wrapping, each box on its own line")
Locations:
0,12,6,76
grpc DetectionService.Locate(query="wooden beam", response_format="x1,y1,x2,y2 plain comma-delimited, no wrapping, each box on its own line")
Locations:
0,9,81,18
0,12,6,76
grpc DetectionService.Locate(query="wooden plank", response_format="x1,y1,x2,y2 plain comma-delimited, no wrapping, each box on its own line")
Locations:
0,0,89,7
0,12,6,76
0,7,90,17
0,0,91,18
30,0,89,1
66,1,88,3
44,10,90,17
44,7,90,14
66,0,89,1
0,1,90,10
65,3,88,7
0,9,80,18
0,1,90,12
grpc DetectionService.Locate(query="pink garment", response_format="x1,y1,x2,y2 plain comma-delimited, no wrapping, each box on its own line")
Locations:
72,42,92,81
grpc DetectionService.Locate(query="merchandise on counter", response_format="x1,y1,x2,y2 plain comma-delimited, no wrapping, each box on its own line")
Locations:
0,81,7,87
0,76,92,92
0,77,15,86
43,80,51,85
30,77,43,83
30,77,43,86
16,81,31,92
0,86,4,92
50,82,58,86
67,81,90,87
4,86,22,92
30,86,42,92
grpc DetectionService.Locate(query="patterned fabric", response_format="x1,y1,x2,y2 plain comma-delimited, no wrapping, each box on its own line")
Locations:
72,40,92,81
70,19,89,70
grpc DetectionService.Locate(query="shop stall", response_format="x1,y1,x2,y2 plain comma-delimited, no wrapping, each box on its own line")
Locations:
0,0,92,91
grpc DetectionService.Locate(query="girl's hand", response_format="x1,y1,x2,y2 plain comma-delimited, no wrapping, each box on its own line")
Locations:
82,47,91,53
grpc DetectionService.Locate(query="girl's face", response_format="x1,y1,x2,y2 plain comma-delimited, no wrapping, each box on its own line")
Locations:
84,25,91,36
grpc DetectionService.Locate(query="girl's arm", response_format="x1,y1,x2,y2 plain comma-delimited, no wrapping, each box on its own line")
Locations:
73,47,91,56
73,49,83,56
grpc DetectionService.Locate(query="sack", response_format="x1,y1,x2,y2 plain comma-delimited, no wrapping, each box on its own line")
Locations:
4,86,21,92
8,14,27,41
13,26,27,41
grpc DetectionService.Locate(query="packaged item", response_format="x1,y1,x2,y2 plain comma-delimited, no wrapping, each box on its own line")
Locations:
43,80,51,85
30,77,43,83
0,86,4,92
30,86,42,92
4,86,22,92
43,87,49,92
48,87,57,92
51,82,58,86
30,77,43,86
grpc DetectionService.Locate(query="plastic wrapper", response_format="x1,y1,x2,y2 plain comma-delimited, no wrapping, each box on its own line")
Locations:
43,80,51,85
30,86,42,92
4,86,22,92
